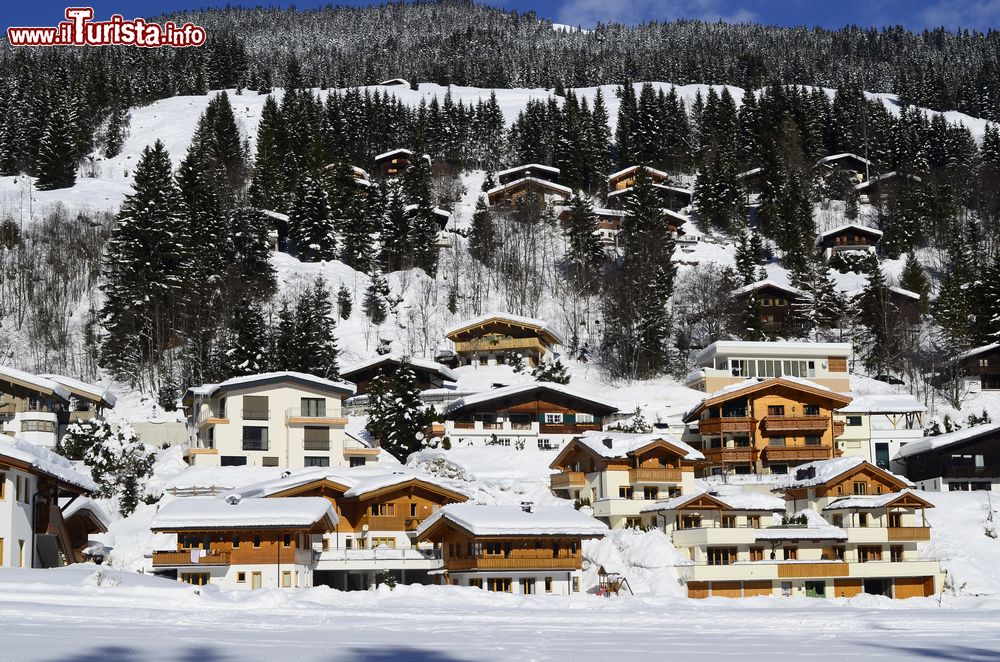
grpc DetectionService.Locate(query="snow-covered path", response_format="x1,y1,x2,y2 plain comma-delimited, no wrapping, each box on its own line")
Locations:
2,570,1000,661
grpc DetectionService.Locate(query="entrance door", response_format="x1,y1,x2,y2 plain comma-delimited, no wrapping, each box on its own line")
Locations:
251,572,262,590
519,577,536,595
804,581,826,598
863,578,891,597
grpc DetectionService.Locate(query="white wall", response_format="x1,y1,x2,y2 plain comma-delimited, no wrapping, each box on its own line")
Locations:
0,469,36,568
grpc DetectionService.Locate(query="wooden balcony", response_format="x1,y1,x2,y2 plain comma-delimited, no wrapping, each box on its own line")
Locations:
698,417,754,435
543,422,601,435
776,562,849,578
153,550,232,566
887,527,931,541
550,471,586,489
762,415,829,432
453,337,549,354
703,447,755,463
762,446,834,462
453,421,475,430
367,516,406,531
942,466,1000,478
628,467,682,483
446,555,580,571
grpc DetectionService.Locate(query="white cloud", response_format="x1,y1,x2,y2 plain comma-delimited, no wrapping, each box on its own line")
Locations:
555,0,757,28
917,0,1000,29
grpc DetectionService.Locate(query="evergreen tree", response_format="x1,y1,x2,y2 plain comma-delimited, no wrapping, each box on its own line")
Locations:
56,419,111,461
532,358,570,384
468,199,497,266
363,269,390,326
83,421,154,517
855,265,899,376
289,176,336,261
35,103,77,190
365,359,432,459
337,285,353,320
295,277,340,378
563,194,605,291
898,252,930,314
226,299,270,375
104,105,129,159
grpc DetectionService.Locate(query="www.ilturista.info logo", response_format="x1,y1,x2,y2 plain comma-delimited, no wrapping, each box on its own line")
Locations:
7,7,206,47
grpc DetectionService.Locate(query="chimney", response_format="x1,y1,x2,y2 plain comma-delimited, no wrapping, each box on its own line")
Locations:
520,501,534,513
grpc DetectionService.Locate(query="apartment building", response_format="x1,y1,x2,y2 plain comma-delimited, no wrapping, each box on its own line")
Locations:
1,367,113,448
686,341,853,393
548,431,701,529
0,436,98,568
836,395,926,469
643,457,942,599
415,502,609,594
151,495,338,590
434,382,619,450
181,372,371,470
682,377,853,475
234,466,469,590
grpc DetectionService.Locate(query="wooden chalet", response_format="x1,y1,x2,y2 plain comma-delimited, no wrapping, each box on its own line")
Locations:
445,312,563,367
683,377,853,475
948,343,1000,392
374,148,428,177
737,167,765,197
606,183,693,212
340,355,458,396
557,207,686,246
855,172,920,205
815,223,883,261
59,497,109,560
378,78,409,87
814,153,871,182
893,422,1000,492
415,503,608,594
731,280,806,337
497,163,561,186
486,177,572,207
607,165,670,192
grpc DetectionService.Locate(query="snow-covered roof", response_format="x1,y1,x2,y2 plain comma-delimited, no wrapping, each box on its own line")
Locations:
59,496,112,530
340,354,459,383
772,457,912,490
377,78,409,86
737,167,763,179
0,366,70,402
753,509,847,541
732,278,803,297
572,430,703,461
951,343,1000,363
854,171,921,190
497,163,560,178
415,503,609,538
607,165,669,182
374,148,413,161
683,376,843,421
814,223,883,246
888,286,921,300
822,490,930,510
259,209,289,222
445,312,565,345
894,423,1000,460
183,371,355,402
641,489,785,513
151,496,338,530
838,394,926,414
606,183,693,199
232,466,467,501
39,374,116,408
815,153,871,168
444,382,618,416
403,204,450,218
0,436,97,492
693,340,852,365
486,176,573,198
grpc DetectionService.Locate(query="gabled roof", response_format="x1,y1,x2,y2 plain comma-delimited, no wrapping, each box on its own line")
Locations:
815,153,871,169
415,503,609,539
497,163,560,179
822,490,933,510
340,354,459,383
732,278,803,298
683,377,852,423
737,167,763,179
606,183,693,200
445,312,565,345
377,78,409,86
771,457,911,491
951,343,1000,363
894,422,1000,461
814,223,883,246
403,204,450,219
444,382,619,417
641,490,785,513
486,177,573,199
232,466,469,503
838,394,926,415
374,148,414,162
0,436,97,492
0,366,70,402
151,496,338,531
182,371,355,405
39,374,116,408
551,430,703,468
607,165,669,182
59,496,112,530
854,171,921,191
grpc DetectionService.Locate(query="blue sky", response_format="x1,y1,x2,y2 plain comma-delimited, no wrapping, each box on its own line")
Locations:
4,0,999,33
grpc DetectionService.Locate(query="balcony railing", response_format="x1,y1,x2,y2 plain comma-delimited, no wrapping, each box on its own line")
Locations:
762,415,829,432
242,409,270,421
887,526,931,541
762,446,834,461
242,440,268,451
153,550,232,566
196,410,228,426
699,417,754,435
703,447,755,463
942,466,1000,478
776,562,850,578
550,471,586,489
446,555,579,571
629,467,683,483
453,337,548,354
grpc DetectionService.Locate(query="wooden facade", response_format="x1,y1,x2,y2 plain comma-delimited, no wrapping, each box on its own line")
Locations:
685,378,853,474
956,345,1000,391
152,528,318,568
486,177,572,207
374,149,417,177
731,283,805,337
780,462,909,502
446,315,562,367
607,165,670,192
446,390,616,437
340,358,453,396
896,426,1000,488
497,164,560,186
551,438,689,477
816,225,882,254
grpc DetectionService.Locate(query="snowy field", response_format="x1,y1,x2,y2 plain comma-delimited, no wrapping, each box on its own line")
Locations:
2,567,1000,661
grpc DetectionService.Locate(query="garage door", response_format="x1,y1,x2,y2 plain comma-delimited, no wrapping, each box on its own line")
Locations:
687,582,709,599
743,581,774,597
833,579,863,598
711,582,742,598
895,576,934,599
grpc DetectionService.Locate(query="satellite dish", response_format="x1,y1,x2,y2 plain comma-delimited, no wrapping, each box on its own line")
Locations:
225,494,242,506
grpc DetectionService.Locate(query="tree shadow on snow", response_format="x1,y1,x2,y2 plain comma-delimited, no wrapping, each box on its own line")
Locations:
46,645,229,662
343,648,472,662
864,642,1000,661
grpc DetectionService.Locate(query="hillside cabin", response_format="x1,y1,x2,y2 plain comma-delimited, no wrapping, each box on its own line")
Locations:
374,149,429,177
737,167,765,197
948,344,1000,392
815,224,883,262
151,496,339,590
486,178,572,207
682,377,853,476
378,78,409,87
855,172,920,205
549,431,702,528
731,280,806,338
445,312,563,367
497,164,561,186
404,203,451,230
340,355,458,396
415,503,608,594
607,165,670,192
606,183,693,212
437,382,619,450
59,496,110,561
814,153,871,183
685,341,853,394
892,423,1000,492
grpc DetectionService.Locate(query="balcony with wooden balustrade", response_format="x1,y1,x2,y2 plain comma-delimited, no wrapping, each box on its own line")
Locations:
550,471,586,489
887,526,931,541
153,550,232,566
776,561,849,578
761,415,829,432
698,417,754,435
628,467,683,483
703,447,755,463
446,555,580,571
762,445,834,462
453,337,551,355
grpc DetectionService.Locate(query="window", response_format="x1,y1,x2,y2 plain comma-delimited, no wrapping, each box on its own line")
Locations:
858,512,869,527
832,514,844,528
846,416,863,427
888,512,902,528
618,486,634,499
370,503,395,517
300,398,326,418
643,487,658,500
221,456,247,467
487,578,512,592
767,405,786,416
21,419,55,433
303,426,330,451
14,475,20,503
237,572,246,583
770,464,788,475
769,437,786,447
371,537,396,548
253,535,261,548
749,547,764,561
282,571,292,588
349,457,366,467
544,413,563,425
262,457,279,467
232,535,240,549
890,545,904,562
242,396,269,420
304,456,330,468
575,413,594,424
707,547,738,565
520,578,536,594
721,515,737,529
680,514,702,529
624,517,641,529
748,515,761,529
283,534,292,547
831,546,845,561
242,426,268,451
572,576,580,592
0,473,5,499
469,578,483,589
803,404,820,416
858,546,882,563
783,546,798,561
853,481,867,495
804,581,825,598
181,573,210,586
544,577,553,593
410,503,418,517
805,436,822,446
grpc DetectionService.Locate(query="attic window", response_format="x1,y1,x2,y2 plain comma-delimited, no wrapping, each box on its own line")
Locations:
602,439,613,449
